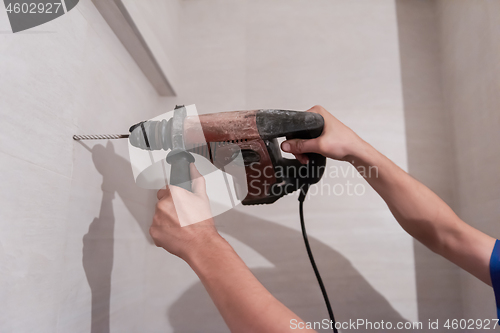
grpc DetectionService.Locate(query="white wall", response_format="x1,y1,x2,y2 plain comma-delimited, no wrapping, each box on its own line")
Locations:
175,0,418,329
1,0,422,332
0,1,184,332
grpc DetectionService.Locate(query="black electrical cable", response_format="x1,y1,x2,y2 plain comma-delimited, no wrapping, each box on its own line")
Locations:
298,184,338,333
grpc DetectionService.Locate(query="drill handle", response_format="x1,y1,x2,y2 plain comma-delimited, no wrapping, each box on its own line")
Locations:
166,150,195,192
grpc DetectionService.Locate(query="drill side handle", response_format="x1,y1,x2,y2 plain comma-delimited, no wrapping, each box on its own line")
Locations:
166,150,195,191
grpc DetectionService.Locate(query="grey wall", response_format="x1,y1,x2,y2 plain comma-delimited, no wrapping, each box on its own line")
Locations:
397,0,500,323
395,0,462,325
437,0,500,319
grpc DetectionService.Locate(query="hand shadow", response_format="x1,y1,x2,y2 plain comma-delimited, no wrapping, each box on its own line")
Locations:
81,141,156,333
168,209,419,332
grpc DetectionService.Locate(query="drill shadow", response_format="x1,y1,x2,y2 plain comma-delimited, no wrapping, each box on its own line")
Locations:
80,141,155,333
168,209,418,332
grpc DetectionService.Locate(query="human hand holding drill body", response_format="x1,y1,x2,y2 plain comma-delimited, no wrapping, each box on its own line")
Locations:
280,105,367,164
281,106,495,286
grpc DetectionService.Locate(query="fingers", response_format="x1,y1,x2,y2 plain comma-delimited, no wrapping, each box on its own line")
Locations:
157,185,171,200
293,153,309,165
189,163,206,196
307,105,326,115
281,138,319,155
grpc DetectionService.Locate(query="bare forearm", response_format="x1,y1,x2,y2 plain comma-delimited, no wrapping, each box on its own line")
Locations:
152,167,316,332
348,143,448,247
281,106,495,285
348,142,495,284
185,235,314,333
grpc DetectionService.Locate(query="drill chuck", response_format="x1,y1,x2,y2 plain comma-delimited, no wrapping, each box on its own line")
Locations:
128,119,173,151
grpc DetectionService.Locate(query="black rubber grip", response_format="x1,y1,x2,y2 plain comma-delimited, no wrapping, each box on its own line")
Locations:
166,150,195,191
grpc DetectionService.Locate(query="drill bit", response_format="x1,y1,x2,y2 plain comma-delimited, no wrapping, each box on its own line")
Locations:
73,134,129,140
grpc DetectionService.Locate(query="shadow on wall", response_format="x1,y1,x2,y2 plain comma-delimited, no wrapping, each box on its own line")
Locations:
76,142,416,332
169,209,418,332
80,142,155,333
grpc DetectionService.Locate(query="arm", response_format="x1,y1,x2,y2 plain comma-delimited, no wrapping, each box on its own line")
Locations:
282,105,496,285
150,164,315,333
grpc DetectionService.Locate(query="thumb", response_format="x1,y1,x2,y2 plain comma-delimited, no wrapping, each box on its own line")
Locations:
189,163,207,196
281,138,319,155
157,185,171,200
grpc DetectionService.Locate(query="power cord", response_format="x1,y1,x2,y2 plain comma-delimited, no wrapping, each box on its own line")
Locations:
298,184,338,333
